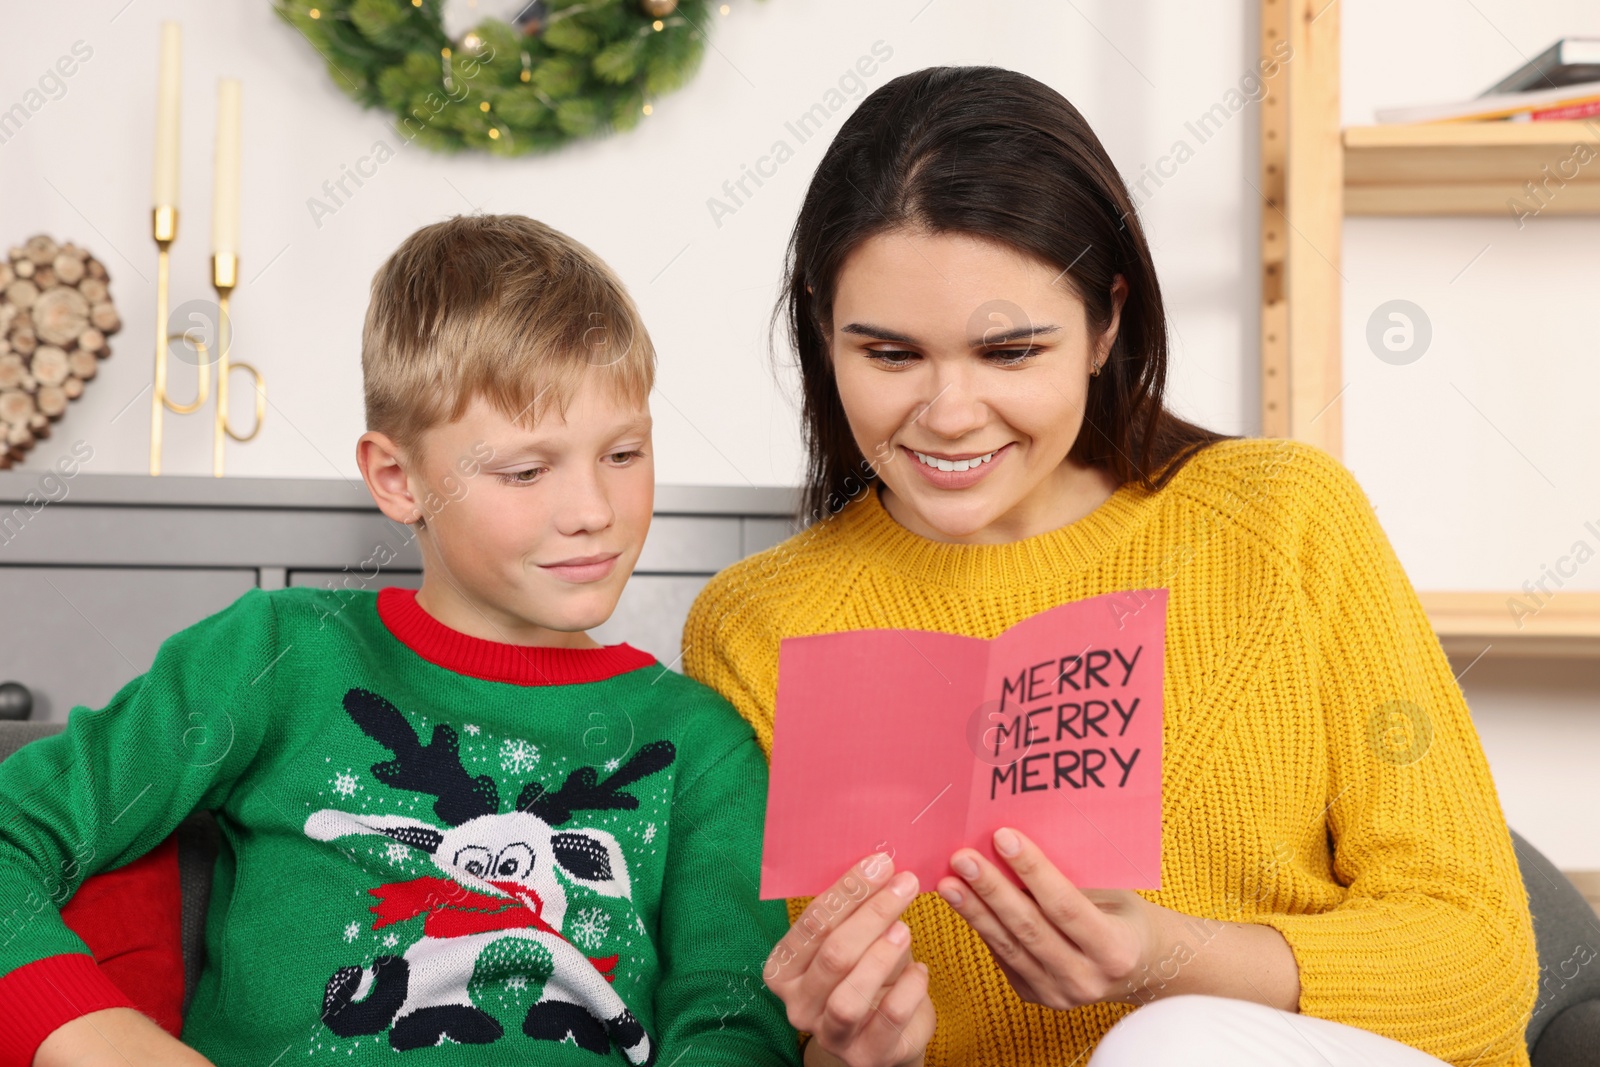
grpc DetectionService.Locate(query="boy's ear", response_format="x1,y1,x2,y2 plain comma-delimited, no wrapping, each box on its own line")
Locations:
356,431,424,526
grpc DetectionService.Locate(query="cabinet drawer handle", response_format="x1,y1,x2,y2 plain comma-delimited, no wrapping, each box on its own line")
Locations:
0,681,34,721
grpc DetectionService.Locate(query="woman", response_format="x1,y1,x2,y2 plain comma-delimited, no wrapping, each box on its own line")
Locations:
682,66,1536,1067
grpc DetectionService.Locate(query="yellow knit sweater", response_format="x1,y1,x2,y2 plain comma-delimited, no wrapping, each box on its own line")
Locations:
682,437,1537,1067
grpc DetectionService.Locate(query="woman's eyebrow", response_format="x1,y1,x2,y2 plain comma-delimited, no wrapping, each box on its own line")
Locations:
840,321,920,344
969,323,1061,346
839,321,1062,347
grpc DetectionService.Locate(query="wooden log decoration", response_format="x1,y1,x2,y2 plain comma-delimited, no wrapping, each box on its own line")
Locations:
0,235,120,469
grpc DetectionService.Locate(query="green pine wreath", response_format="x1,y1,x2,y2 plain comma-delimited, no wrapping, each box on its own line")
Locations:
274,0,727,156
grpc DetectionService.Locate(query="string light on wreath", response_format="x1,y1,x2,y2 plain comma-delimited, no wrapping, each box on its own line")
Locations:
275,0,753,156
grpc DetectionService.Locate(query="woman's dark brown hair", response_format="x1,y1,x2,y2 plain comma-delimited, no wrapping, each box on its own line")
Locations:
776,65,1238,523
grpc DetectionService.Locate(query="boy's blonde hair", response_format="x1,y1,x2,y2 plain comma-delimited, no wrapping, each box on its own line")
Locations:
362,214,654,464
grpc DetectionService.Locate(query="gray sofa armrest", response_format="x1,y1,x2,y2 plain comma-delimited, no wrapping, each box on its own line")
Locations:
1536,1001,1600,1067
0,720,65,761
1512,828,1600,1066
174,809,219,1017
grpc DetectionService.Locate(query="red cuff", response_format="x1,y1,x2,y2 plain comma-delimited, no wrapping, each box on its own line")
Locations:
0,953,139,1067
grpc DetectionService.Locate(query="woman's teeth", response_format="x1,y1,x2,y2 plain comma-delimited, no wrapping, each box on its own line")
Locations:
911,448,998,473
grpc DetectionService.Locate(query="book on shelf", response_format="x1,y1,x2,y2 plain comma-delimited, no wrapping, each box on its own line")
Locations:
1376,37,1600,124
1511,96,1600,122
1482,37,1600,95
1376,78,1600,124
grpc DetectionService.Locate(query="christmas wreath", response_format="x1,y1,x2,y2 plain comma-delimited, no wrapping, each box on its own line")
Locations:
274,0,729,156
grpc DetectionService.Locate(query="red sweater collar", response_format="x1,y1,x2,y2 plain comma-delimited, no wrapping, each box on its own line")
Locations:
375,586,656,686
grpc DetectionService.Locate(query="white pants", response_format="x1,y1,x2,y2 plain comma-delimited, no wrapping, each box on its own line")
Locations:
1088,994,1454,1066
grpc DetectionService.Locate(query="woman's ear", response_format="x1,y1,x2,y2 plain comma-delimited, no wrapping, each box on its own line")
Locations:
1098,274,1129,362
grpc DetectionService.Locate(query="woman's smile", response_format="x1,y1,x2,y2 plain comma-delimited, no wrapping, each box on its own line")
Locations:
903,442,1013,488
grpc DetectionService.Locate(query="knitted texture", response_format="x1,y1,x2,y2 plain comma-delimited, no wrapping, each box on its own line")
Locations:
682,437,1538,1067
0,586,798,1066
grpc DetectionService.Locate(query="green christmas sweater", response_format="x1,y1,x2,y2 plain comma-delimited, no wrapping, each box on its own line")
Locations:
0,585,800,1066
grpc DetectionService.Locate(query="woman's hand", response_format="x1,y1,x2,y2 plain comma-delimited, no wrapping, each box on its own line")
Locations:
935,827,1163,1008
936,827,1300,1012
764,853,936,1067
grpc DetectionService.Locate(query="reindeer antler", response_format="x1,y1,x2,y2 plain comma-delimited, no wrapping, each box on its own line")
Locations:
515,740,676,825
342,688,499,826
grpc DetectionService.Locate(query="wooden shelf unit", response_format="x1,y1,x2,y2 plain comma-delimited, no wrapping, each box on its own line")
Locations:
1421,592,1600,659
1261,3,1600,654
1344,121,1600,216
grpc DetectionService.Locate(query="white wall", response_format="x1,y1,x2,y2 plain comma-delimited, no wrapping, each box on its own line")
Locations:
1343,0,1600,869
2,0,1255,486
1342,0,1600,593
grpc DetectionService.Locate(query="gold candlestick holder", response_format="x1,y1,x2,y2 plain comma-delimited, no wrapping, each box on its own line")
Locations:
208,249,265,477
148,206,265,476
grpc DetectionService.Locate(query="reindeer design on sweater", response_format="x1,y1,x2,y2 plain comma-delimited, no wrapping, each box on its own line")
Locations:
304,687,674,1061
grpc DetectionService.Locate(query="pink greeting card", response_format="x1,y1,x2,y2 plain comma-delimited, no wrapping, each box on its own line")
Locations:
761,589,1166,899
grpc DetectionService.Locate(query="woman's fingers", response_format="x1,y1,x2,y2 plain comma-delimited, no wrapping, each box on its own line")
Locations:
939,828,1150,1006
948,847,1073,961
935,871,1056,996
989,947,1043,1003
753,849,935,1067
876,959,930,1026
864,960,933,1061
871,923,915,993
766,852,897,987
799,870,919,1007
988,828,1120,951
827,958,932,1066
761,853,930,1060
816,920,914,1039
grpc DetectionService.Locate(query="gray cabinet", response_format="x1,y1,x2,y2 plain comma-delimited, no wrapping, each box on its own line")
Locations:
0,472,797,722
0,567,259,720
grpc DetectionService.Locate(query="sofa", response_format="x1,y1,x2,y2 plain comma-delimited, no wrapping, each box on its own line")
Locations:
1,720,1597,1062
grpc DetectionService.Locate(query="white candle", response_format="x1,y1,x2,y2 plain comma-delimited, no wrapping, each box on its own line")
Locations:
152,21,182,210
212,79,241,257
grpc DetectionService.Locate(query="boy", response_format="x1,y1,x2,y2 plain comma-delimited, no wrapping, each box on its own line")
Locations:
0,215,799,1066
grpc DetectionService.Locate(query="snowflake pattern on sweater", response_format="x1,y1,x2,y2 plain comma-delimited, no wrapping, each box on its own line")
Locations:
306,687,673,1061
